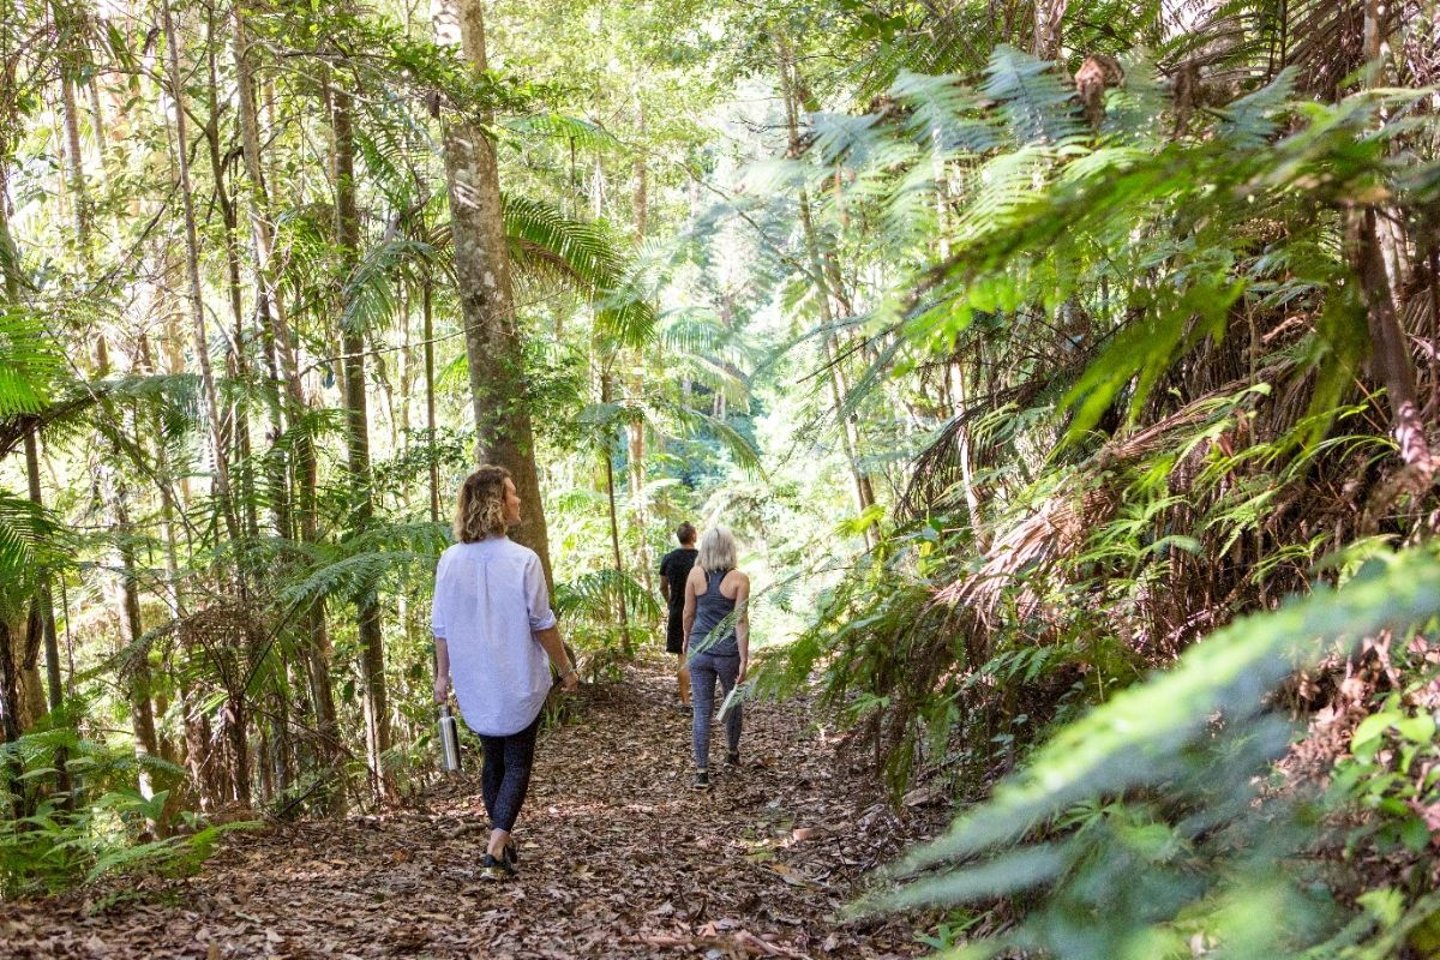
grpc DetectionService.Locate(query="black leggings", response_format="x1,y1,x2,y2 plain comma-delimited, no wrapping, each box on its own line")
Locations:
479,713,541,833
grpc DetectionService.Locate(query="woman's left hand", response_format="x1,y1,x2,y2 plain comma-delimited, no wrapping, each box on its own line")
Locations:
738,657,749,683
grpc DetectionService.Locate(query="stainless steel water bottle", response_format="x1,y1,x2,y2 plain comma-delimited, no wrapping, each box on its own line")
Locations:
439,705,461,772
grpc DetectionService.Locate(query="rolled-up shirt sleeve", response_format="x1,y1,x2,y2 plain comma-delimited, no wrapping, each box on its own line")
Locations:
525,555,557,632
431,553,447,639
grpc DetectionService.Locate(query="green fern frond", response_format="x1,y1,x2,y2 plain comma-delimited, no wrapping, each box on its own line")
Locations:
981,45,1084,146
0,306,61,417
555,568,660,622
504,113,618,150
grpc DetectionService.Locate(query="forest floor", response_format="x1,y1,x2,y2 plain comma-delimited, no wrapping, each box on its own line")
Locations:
1,653,944,959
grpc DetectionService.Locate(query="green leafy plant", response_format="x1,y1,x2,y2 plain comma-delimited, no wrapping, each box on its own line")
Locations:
870,546,1440,959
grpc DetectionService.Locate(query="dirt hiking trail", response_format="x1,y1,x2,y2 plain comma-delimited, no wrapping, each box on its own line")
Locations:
1,655,942,959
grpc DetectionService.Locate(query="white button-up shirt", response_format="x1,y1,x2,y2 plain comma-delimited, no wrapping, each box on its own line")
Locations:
431,536,557,736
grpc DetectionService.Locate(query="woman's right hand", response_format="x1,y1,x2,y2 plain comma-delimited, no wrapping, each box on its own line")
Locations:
434,676,449,704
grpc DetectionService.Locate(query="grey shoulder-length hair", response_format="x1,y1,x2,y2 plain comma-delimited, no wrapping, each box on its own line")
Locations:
697,526,737,572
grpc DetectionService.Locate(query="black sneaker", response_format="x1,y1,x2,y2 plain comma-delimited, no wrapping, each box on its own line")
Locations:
481,852,516,880
691,770,710,790
503,839,518,866
725,750,740,767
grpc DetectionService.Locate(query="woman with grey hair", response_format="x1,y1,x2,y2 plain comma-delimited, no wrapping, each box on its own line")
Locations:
681,526,750,790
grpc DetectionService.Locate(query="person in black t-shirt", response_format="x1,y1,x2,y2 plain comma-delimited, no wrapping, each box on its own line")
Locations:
658,522,699,712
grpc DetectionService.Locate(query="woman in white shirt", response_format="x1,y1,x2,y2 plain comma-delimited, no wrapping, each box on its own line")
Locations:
432,465,578,880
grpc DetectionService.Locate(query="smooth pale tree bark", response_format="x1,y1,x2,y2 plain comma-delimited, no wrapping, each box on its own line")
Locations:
424,271,440,524
161,0,241,550
203,12,257,541
329,79,392,798
433,0,555,588
234,13,341,799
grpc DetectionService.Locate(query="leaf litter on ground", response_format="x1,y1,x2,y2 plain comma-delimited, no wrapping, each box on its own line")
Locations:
0,653,944,958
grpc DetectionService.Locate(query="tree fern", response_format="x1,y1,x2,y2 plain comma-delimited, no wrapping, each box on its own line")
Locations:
0,306,60,417
873,546,1440,959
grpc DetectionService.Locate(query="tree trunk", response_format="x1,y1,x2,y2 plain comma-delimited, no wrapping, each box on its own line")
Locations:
329,79,391,800
1351,208,1431,473
235,11,341,802
1354,0,1430,478
59,73,90,252
1033,0,1068,60
0,619,22,744
424,271,440,524
24,430,61,714
204,9,257,542
112,476,161,805
162,0,241,551
600,374,633,656
628,104,650,583
777,39,878,547
434,0,556,588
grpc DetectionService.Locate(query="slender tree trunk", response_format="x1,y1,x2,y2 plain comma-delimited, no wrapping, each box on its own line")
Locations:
112,477,161,805
424,271,440,524
1353,1,1430,477
1352,208,1431,472
24,430,62,713
777,40,877,547
600,374,632,656
59,75,90,252
205,11,257,541
235,12,341,801
628,104,650,582
330,79,391,799
434,0,556,587
162,0,241,551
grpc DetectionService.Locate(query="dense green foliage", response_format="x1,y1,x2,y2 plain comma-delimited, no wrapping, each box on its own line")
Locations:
2,0,1440,954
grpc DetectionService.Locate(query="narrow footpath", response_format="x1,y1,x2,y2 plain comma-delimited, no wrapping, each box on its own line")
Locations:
1,655,938,959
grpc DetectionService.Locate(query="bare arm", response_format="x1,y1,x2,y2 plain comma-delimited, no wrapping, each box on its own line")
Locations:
433,638,450,704
535,625,579,691
681,568,701,652
734,574,751,682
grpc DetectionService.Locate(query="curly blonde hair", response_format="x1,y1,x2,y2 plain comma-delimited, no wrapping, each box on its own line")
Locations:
453,465,511,542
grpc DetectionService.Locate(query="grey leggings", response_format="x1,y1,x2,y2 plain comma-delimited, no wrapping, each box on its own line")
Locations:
689,651,742,769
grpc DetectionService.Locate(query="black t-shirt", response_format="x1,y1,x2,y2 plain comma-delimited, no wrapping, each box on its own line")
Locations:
658,547,698,612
